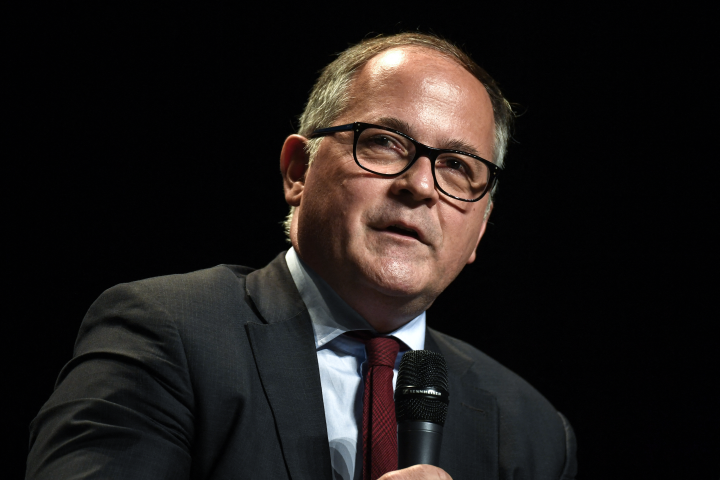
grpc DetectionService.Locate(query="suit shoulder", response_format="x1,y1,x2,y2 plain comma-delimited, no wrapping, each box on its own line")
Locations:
429,331,576,476
428,328,559,415
130,263,255,289
106,264,253,302
90,264,263,331
428,327,516,378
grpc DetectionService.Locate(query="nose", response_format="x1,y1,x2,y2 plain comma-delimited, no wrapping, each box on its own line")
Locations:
389,156,439,204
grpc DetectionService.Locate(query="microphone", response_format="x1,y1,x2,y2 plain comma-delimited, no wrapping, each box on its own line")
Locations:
394,350,449,468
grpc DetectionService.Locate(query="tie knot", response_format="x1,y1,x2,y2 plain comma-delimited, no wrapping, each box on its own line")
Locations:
365,336,400,367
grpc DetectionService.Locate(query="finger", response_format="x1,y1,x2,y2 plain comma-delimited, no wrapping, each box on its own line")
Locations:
378,464,452,480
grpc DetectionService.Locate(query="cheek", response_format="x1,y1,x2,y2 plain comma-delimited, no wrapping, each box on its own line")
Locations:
303,170,382,239
336,175,388,219
438,204,485,257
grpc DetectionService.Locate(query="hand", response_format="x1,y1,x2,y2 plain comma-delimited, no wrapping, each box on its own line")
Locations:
378,464,452,480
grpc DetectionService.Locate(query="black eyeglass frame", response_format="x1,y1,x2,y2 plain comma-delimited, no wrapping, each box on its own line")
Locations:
309,122,501,202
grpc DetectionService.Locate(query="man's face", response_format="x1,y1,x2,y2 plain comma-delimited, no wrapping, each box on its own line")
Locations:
289,47,496,324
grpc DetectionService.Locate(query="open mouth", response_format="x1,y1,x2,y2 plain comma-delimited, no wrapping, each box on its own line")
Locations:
385,224,420,240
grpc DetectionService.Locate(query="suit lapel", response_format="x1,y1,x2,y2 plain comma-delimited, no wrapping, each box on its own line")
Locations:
426,329,499,479
245,254,332,480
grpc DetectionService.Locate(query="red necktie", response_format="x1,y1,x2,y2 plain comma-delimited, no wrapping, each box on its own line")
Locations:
349,333,401,480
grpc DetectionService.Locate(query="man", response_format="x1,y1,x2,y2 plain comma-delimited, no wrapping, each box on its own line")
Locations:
27,33,577,479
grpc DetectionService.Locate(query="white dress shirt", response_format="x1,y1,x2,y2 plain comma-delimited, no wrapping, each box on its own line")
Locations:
285,248,426,480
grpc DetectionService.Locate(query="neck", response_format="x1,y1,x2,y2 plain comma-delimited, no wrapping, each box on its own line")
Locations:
341,289,430,333
302,260,432,333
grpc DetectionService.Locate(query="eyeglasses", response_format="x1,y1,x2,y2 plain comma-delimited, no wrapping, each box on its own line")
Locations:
309,122,501,202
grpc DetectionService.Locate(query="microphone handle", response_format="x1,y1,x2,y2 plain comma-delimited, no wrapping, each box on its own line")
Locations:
397,421,443,468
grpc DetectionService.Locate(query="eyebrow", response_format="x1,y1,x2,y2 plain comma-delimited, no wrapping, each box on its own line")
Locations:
438,138,481,157
372,116,482,157
374,116,414,135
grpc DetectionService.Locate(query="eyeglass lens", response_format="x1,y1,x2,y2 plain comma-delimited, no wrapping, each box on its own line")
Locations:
356,127,490,200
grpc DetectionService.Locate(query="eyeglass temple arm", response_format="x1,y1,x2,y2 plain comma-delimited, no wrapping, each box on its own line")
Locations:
309,123,355,138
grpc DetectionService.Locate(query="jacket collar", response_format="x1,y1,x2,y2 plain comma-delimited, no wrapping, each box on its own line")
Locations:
244,254,497,478
246,252,307,325
245,253,333,480
426,328,499,478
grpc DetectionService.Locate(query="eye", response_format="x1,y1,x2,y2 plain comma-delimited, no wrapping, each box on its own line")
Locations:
357,128,414,163
437,156,469,174
444,158,466,171
370,134,400,150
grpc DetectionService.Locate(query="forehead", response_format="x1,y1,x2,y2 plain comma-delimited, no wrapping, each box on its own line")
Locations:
342,47,495,156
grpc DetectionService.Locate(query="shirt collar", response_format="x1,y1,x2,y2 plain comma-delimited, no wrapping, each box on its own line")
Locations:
285,247,426,352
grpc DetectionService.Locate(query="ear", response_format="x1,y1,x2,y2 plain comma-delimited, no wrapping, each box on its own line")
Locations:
466,202,493,265
280,134,310,207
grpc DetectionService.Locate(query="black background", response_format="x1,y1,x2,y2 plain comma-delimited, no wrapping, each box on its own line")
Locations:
7,1,717,478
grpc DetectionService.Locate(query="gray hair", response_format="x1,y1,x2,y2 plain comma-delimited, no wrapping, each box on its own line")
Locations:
283,32,514,241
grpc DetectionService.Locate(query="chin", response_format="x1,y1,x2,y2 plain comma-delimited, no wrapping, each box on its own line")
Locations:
360,255,432,298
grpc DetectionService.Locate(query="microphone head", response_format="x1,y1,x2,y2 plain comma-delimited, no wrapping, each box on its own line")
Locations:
395,350,449,426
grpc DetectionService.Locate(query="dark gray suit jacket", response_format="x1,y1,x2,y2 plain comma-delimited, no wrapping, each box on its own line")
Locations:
27,253,577,479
